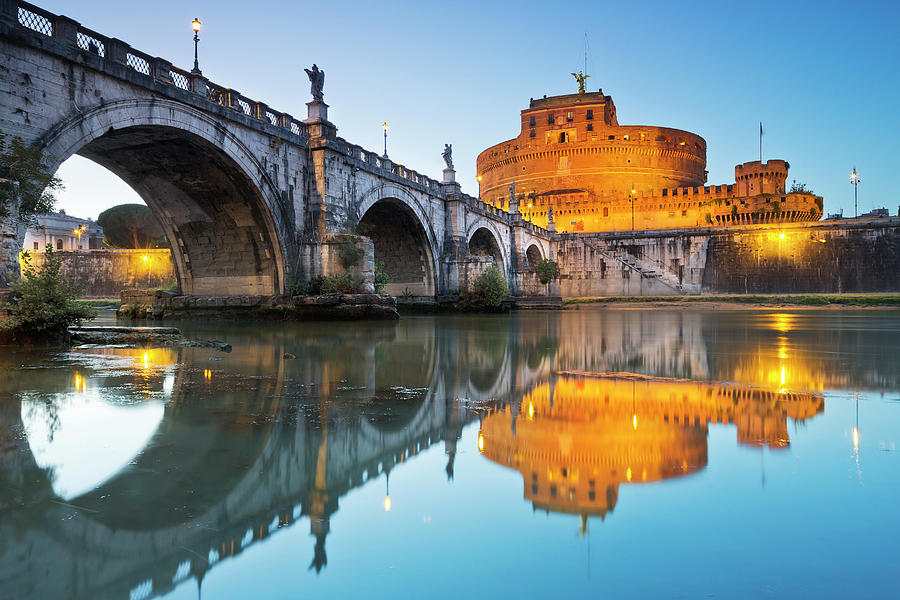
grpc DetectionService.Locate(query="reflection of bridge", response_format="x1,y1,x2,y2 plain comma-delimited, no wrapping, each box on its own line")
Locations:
0,318,551,600
0,2,551,299
479,372,824,530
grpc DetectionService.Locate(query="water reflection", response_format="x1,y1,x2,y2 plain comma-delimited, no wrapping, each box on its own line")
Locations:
478,373,823,531
0,308,898,599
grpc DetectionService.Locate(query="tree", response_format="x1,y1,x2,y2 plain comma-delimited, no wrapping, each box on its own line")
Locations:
4,245,96,336
97,204,166,249
0,134,61,223
536,258,558,295
472,265,508,309
789,179,813,194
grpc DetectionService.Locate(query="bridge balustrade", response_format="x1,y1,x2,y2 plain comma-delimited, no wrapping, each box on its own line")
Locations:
11,1,307,140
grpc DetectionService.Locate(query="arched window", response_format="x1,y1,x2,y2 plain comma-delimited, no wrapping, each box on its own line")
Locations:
56,238,63,250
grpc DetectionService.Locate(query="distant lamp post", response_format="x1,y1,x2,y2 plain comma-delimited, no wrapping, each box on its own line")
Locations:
628,186,637,231
382,122,389,158
191,18,202,74
142,254,151,287
850,167,860,218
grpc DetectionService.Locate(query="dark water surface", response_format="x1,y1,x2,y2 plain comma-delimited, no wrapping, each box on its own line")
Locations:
2,308,899,599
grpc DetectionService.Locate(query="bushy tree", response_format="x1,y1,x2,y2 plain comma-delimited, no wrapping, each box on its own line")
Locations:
472,264,508,309
5,246,96,334
536,259,558,285
0,134,61,222
97,204,166,249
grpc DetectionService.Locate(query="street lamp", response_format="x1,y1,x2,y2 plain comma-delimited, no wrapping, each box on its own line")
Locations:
628,186,636,231
382,122,389,158
850,167,860,218
142,254,151,287
191,18,202,74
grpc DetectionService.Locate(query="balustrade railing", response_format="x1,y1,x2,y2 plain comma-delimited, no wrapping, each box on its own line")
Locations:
13,1,307,140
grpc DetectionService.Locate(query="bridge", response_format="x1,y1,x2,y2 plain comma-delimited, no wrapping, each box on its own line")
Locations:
0,1,553,299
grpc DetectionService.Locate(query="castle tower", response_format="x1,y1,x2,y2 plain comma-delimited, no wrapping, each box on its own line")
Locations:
734,160,789,196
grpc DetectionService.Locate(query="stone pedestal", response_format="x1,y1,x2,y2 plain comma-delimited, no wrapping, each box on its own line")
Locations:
442,168,456,183
307,100,329,121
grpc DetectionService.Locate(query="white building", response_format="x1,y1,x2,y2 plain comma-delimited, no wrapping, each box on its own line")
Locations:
23,210,105,251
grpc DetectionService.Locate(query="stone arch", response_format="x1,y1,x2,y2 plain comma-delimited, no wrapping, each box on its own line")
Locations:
525,243,543,270
40,99,288,296
356,185,438,298
466,221,507,275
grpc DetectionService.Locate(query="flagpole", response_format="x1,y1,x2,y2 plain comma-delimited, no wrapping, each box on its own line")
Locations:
759,122,763,164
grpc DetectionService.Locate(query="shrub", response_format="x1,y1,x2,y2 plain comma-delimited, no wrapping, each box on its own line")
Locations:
0,133,61,222
337,241,363,269
704,213,713,225
536,259,558,285
472,265,508,309
5,246,96,334
374,261,389,294
319,273,357,294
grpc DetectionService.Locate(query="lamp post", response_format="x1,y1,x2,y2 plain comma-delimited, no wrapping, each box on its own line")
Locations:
850,167,860,218
382,122,389,158
628,186,636,232
191,18,202,74
142,254,150,287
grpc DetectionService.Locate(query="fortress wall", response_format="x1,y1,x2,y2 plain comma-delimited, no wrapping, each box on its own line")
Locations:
555,220,900,297
24,249,175,298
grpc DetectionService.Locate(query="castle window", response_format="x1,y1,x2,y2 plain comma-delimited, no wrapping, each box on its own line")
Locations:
547,113,554,125
529,129,535,138
662,189,668,196
586,109,594,120
529,116,536,127
567,112,573,122
608,135,615,140
602,207,609,217
559,132,567,143
682,210,688,216
587,123,593,131
781,197,786,202
623,135,629,140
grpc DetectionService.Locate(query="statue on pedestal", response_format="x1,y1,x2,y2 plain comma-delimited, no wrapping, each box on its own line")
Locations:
571,71,590,94
304,64,325,102
442,144,453,170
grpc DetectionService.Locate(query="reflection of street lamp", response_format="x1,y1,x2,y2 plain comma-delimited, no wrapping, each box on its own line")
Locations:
383,471,391,512
382,122,389,158
850,167,860,218
191,18,202,74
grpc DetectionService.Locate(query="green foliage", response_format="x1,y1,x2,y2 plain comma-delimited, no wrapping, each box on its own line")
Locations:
319,273,358,294
536,259,558,285
773,201,782,214
290,276,324,296
704,213,713,225
337,241,363,269
789,180,813,194
472,265,508,309
815,197,824,211
731,204,738,217
5,246,96,333
374,261,389,294
97,204,165,249
0,134,61,222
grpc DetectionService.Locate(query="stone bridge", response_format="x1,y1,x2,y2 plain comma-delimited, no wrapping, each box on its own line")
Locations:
0,1,553,299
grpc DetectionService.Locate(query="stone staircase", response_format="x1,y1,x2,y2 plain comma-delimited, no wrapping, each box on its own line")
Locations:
583,240,688,295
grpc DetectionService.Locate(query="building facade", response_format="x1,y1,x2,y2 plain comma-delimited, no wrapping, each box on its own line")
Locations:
476,90,823,233
22,210,104,251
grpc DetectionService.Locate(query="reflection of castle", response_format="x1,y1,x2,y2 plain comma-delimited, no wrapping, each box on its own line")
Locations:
476,89,823,233
478,373,824,526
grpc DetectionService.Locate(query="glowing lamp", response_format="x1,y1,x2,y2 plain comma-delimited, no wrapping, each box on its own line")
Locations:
476,175,483,182
382,122,389,132
779,233,786,240
192,18,201,32
142,255,149,262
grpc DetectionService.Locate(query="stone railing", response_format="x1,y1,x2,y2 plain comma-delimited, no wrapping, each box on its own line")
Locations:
342,142,444,194
8,1,306,139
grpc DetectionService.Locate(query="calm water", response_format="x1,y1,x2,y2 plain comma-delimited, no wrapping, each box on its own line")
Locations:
1,308,899,599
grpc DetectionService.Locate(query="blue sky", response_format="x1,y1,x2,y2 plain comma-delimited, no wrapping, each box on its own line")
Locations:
44,0,900,220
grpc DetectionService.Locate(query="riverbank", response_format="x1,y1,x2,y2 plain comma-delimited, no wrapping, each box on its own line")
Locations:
563,293,900,309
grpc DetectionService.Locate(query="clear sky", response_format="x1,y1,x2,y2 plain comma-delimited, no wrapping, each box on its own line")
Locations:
44,0,900,220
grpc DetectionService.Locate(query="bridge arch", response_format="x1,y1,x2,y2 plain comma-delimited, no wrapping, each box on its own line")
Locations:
525,243,543,269
466,222,508,275
40,99,288,296
356,184,439,298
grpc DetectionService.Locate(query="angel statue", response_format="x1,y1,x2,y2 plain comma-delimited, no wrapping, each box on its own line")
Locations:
304,64,325,102
571,71,590,94
442,144,454,170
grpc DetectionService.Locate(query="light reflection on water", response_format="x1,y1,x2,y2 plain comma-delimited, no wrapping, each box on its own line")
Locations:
0,308,898,599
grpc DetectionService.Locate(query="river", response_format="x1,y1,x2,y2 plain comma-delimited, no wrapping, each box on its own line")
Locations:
1,307,899,599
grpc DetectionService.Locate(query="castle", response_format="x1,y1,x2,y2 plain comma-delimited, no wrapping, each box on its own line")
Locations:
476,86,823,233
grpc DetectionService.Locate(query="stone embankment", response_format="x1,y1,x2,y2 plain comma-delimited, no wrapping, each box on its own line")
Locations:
68,325,232,350
119,289,399,321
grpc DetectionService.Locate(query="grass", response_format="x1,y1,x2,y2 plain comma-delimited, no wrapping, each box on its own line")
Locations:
563,294,900,307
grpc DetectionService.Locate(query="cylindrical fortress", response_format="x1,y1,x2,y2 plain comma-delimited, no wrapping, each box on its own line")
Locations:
475,90,823,232
476,91,708,207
